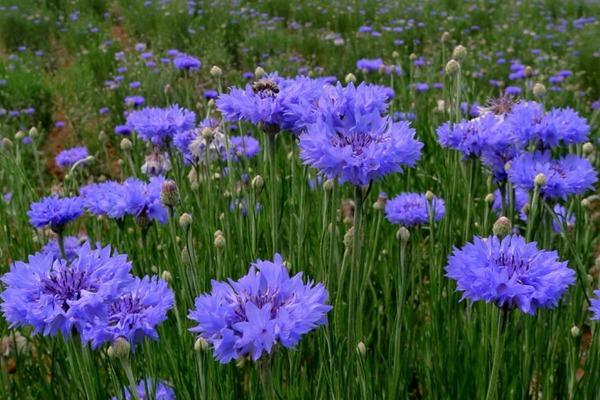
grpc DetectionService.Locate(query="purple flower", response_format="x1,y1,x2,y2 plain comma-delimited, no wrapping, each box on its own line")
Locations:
27,195,84,231
229,135,261,160
173,53,201,70
445,234,575,314
357,58,384,72
188,254,332,363
141,150,171,177
385,192,445,226
491,187,530,220
437,114,502,159
81,177,168,224
55,147,89,168
551,204,575,233
1,243,133,338
589,290,600,320
112,379,175,400
85,276,174,349
125,96,146,107
42,235,88,262
115,125,132,135
508,151,597,200
298,83,421,186
126,105,196,146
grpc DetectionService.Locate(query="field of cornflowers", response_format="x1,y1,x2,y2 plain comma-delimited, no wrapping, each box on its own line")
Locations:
1,0,600,398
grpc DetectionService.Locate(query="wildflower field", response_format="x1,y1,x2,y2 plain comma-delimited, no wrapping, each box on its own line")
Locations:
2,0,600,398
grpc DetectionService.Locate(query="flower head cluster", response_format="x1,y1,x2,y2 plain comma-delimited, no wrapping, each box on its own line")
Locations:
188,254,332,363
1,243,174,348
81,176,168,224
504,101,589,148
173,53,201,71
55,147,89,168
112,379,175,400
436,114,502,159
385,192,445,226
27,195,84,232
445,234,575,314
298,82,421,186
508,151,597,200
126,105,196,146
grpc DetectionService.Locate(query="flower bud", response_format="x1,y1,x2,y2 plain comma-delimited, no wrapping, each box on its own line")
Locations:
343,226,355,250
207,99,215,108
323,178,334,192
99,130,107,142
425,191,434,202
356,341,366,357
583,142,594,157
161,180,180,208
485,193,496,205
164,84,172,94
2,138,12,149
396,226,410,243
441,31,451,43
15,130,25,140
345,73,356,84
210,65,222,79
571,325,581,338
534,173,547,187
28,127,39,138
195,337,209,351
493,216,512,239
179,213,192,232
445,59,460,76
251,175,264,192
392,51,399,59
254,66,266,79
201,127,213,140
533,83,546,98
452,45,467,62
161,270,172,282
581,198,591,210
181,246,191,265
108,337,130,361
214,233,226,249
120,138,132,152
524,66,534,78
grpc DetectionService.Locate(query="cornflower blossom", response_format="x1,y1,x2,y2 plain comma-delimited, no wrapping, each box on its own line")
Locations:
141,149,171,177
481,131,523,182
27,195,84,232
1,243,133,338
55,147,89,168
436,113,502,159
217,74,330,135
384,192,445,226
125,96,146,107
173,118,220,165
173,53,201,70
126,105,196,146
504,102,589,148
229,135,261,160
42,235,87,262
85,276,174,349
492,187,530,220
112,379,175,400
508,151,597,200
298,83,422,186
445,235,575,314
188,254,332,363
81,177,168,224
589,291,600,320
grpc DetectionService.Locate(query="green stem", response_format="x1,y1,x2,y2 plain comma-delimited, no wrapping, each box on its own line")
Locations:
268,133,278,253
121,359,141,400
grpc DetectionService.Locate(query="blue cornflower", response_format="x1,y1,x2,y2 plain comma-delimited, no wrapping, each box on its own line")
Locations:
85,276,174,349
298,82,421,186
504,102,589,148
229,135,261,160
1,243,133,338
508,151,597,200
42,235,87,262
81,177,168,224
55,147,89,168
188,254,332,363
491,187,530,220
385,192,445,226
357,58,384,72
436,113,502,159
112,379,175,400
445,234,575,314
27,195,84,232
126,105,196,146
125,96,146,107
141,149,171,177
173,53,201,70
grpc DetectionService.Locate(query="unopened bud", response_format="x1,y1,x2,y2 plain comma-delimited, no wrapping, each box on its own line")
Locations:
452,45,467,62
251,175,264,192
2,138,12,149
254,66,266,78
571,326,581,338
201,127,213,140
161,180,180,208
532,83,546,98
392,51,399,59
108,337,130,361
161,270,172,282
583,142,594,157
164,84,172,94
356,342,366,357
397,227,410,243
195,337,209,351
581,198,590,209
210,65,222,79
441,31,451,43
425,191,434,202
534,173,547,187
343,226,355,250
15,130,25,140
120,138,132,152
214,234,226,249
485,193,496,204
493,216,512,239
28,127,38,138
445,59,460,76
99,130,107,142
524,66,534,78
345,73,356,84
323,178,334,192
181,246,191,265
207,99,215,108
179,213,192,232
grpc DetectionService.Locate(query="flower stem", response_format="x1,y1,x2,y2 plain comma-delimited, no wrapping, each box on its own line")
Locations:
267,133,278,253
121,358,141,400
257,357,277,400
